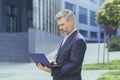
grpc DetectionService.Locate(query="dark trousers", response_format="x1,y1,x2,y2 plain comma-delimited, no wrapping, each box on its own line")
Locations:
53,72,81,80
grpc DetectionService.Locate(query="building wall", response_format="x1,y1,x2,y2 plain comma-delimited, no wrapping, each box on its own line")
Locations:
62,0,104,42
0,0,2,32
62,0,120,41
0,0,119,62
33,0,61,35
0,0,32,62
29,0,63,54
0,0,31,32
28,28,62,54
29,0,108,56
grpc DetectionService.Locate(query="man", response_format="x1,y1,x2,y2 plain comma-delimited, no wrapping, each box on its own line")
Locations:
37,9,86,80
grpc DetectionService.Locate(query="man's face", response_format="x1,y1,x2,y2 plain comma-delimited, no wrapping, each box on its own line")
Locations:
57,17,73,37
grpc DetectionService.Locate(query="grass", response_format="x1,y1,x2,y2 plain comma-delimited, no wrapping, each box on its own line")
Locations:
82,60,120,80
97,71,120,80
82,60,120,70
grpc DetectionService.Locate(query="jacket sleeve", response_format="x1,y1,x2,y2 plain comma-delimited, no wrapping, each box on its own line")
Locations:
51,39,86,77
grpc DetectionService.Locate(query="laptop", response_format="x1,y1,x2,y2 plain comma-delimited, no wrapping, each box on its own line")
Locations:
30,53,51,67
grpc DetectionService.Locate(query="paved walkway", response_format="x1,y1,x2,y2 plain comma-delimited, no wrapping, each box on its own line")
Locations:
0,62,52,80
0,43,120,80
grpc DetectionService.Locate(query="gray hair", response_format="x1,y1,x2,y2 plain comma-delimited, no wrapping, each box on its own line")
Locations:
55,9,75,21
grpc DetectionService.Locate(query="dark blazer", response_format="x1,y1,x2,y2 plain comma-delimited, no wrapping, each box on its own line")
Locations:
51,30,86,80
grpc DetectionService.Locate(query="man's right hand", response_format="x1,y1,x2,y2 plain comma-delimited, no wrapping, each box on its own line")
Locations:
50,61,57,65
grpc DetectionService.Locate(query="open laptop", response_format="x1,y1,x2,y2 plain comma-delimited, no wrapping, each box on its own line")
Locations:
30,53,51,67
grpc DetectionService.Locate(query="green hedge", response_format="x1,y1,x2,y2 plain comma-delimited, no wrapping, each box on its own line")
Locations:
97,71,120,80
107,35,120,51
83,60,120,70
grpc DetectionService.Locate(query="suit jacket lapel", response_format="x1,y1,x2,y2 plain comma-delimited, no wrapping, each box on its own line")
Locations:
62,30,78,49
56,30,78,60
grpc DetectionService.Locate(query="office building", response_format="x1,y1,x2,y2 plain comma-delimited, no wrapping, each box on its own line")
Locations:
0,0,119,62
62,0,119,42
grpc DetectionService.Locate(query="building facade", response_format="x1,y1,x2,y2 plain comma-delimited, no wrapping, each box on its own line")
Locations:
0,0,33,32
0,0,33,62
29,0,62,54
0,0,120,62
62,0,104,42
0,0,62,62
32,0,61,35
0,0,120,41
62,0,120,42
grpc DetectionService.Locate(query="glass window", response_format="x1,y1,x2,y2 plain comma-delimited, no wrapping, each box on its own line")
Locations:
27,10,33,28
65,2,76,16
90,10,97,26
4,4,11,14
11,6,17,16
26,0,33,31
5,15,10,32
79,7,88,24
90,0,97,4
100,32,104,39
4,4,17,32
90,32,97,38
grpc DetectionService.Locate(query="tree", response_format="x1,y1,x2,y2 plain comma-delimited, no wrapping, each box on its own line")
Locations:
95,0,120,63
96,0,120,29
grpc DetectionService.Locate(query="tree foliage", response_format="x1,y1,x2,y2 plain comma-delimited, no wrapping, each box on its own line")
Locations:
96,0,120,28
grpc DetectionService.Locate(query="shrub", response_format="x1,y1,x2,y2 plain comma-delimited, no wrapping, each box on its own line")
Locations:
107,35,120,51
97,71,120,80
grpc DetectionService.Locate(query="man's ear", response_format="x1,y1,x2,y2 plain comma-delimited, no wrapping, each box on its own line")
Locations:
69,19,74,26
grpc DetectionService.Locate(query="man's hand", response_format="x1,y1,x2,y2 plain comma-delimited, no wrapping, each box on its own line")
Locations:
37,63,51,73
50,60,57,65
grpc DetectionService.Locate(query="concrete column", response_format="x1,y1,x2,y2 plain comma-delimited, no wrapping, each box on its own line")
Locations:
59,0,63,9
50,0,53,34
40,0,43,30
0,0,2,32
53,0,56,35
48,0,50,33
46,0,48,32
33,0,39,29
44,0,47,31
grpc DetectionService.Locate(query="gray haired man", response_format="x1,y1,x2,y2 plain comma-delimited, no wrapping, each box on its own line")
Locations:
37,9,86,80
